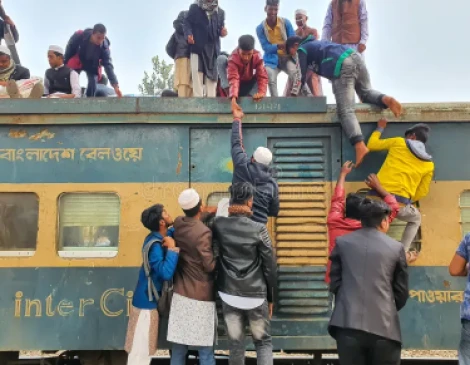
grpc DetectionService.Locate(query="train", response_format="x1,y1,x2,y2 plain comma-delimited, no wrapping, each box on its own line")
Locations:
0,97,466,364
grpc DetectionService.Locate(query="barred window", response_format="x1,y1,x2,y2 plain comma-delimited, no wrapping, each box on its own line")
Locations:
0,193,38,257
58,193,120,258
460,191,470,238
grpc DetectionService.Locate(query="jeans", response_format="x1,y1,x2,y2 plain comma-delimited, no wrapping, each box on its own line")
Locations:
460,320,470,365
336,328,401,365
396,204,421,251
266,56,297,97
170,343,215,365
332,53,386,145
222,301,273,365
217,54,258,97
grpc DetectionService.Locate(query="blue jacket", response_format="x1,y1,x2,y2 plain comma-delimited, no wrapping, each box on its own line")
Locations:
231,120,279,224
256,18,295,69
132,229,179,310
297,38,354,83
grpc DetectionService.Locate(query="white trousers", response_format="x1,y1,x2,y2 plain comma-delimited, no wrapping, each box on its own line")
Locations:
127,309,153,365
190,53,217,98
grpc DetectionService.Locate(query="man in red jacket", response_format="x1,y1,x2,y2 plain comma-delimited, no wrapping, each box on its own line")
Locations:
325,162,401,283
217,35,268,112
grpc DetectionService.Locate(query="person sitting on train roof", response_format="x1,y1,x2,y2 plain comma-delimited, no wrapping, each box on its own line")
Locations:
256,0,298,97
44,45,81,99
94,74,117,97
212,182,276,365
217,35,268,112
367,119,434,264
326,163,401,283
0,45,44,99
124,203,179,365
285,35,403,167
329,198,409,365
449,233,470,364
231,107,280,225
64,23,122,98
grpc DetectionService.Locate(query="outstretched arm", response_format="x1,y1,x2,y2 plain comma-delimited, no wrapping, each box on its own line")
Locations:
365,174,400,222
367,119,401,152
231,111,249,166
328,161,353,223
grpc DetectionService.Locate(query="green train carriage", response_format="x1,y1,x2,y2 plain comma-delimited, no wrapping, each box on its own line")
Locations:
0,98,466,363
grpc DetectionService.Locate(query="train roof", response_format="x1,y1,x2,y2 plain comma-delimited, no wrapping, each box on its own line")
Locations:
0,97,468,125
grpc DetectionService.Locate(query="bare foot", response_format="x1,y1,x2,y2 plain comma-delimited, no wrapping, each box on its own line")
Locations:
6,80,21,98
354,141,369,167
406,251,419,264
29,83,44,99
382,96,403,117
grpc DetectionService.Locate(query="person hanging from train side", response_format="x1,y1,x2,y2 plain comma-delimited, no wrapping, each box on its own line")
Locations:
285,35,403,167
367,119,434,263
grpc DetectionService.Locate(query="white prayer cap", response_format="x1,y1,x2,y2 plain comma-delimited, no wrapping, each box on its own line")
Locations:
49,45,64,55
295,9,308,16
178,189,201,210
0,45,11,56
253,147,273,166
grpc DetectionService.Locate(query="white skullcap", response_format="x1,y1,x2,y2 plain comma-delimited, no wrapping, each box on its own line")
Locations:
295,9,307,16
49,45,64,55
253,147,273,166
0,45,11,56
178,189,201,210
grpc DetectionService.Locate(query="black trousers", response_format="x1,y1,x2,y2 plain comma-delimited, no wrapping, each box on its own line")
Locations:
336,328,401,365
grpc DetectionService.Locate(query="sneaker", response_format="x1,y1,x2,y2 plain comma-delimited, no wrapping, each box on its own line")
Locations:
6,80,21,98
29,83,45,99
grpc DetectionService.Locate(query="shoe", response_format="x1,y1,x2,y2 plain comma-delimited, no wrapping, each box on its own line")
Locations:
6,80,21,98
29,83,44,99
354,141,369,167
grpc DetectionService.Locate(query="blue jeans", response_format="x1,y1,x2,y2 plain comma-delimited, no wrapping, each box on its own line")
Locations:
460,320,470,365
85,71,98,97
170,343,215,365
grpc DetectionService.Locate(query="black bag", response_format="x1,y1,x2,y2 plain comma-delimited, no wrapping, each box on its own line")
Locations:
166,33,177,60
143,239,174,317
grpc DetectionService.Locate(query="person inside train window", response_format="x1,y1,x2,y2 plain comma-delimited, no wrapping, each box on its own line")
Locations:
125,204,179,365
0,46,44,99
184,0,227,98
231,107,279,225
329,199,409,365
212,182,276,365
449,233,470,364
322,0,369,57
326,163,400,283
44,45,81,99
367,120,434,263
64,23,122,98
217,34,268,110
167,189,217,365
256,0,297,97
286,35,403,166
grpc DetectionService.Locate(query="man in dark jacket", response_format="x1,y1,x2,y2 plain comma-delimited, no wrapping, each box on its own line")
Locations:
167,10,192,97
212,182,275,365
184,0,227,97
231,108,279,225
64,24,122,98
329,199,409,365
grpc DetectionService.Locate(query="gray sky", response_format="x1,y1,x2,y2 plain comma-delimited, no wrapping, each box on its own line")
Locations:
9,0,470,102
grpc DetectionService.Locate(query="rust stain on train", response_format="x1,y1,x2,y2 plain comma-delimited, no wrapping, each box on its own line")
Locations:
8,129,28,139
29,129,55,141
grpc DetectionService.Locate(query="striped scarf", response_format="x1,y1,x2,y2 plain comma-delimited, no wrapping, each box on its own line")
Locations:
228,205,253,217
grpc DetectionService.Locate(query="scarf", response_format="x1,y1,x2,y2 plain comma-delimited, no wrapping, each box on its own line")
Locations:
0,59,15,82
228,205,253,217
198,0,218,12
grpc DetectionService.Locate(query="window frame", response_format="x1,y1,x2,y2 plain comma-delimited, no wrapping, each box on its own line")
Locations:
459,190,470,239
57,192,121,259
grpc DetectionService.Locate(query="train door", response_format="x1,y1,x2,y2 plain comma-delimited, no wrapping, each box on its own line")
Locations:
189,125,341,352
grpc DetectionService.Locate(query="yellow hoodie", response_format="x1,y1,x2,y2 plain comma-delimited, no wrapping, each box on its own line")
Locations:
367,130,435,202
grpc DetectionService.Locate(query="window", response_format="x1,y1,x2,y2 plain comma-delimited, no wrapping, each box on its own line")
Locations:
207,192,230,207
460,191,470,238
58,193,120,258
0,193,38,257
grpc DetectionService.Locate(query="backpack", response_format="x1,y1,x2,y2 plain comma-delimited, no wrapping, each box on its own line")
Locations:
142,238,174,317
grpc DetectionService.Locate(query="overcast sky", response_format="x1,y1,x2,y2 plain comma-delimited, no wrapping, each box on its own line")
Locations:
9,0,470,102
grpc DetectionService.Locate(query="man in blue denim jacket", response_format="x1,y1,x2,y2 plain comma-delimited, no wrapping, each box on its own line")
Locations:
449,233,470,365
125,204,179,365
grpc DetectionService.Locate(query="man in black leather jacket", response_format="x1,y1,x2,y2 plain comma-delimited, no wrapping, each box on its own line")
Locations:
212,182,276,365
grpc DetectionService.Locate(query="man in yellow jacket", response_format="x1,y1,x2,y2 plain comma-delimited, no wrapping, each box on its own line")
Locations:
367,119,434,263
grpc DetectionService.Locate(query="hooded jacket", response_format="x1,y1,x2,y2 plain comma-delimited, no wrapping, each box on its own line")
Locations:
367,129,435,202
227,48,268,98
231,120,280,224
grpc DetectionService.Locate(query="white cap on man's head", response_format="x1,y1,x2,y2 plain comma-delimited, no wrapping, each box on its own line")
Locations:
178,189,201,210
253,147,273,166
49,45,64,55
0,45,11,56
295,9,307,16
